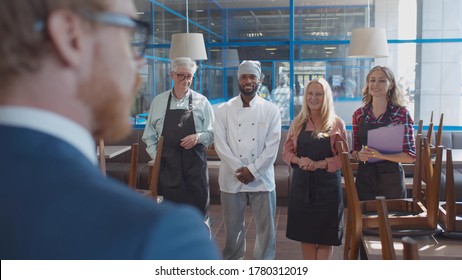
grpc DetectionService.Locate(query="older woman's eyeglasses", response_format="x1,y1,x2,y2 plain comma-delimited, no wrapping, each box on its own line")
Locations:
173,72,194,81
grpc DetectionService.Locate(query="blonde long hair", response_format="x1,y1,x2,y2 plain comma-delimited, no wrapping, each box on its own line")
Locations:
292,78,337,138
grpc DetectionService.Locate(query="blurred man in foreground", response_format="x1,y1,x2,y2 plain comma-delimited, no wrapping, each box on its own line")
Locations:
0,0,220,260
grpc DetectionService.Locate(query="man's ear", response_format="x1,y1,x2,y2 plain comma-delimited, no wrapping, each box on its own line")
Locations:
46,9,86,67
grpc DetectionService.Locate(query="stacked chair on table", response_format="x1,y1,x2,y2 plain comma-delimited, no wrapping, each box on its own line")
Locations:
338,133,444,260
438,147,462,238
423,112,462,239
376,196,420,260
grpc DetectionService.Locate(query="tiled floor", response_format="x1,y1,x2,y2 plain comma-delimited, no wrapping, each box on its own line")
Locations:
209,204,344,260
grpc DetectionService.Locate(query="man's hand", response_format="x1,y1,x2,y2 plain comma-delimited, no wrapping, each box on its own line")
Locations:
235,166,255,185
180,134,199,149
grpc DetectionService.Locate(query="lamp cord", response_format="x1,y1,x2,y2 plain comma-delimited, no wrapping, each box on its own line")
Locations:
186,0,189,33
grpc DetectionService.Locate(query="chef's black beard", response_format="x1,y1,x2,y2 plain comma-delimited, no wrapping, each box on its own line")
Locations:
239,84,258,96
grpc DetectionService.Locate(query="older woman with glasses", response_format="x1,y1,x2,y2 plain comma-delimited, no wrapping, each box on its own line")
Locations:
142,57,214,217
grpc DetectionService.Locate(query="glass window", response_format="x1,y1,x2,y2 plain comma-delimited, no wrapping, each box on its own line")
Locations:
134,0,462,127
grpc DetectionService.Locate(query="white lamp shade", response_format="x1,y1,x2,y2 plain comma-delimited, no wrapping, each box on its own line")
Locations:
225,49,240,67
169,33,208,61
348,28,389,58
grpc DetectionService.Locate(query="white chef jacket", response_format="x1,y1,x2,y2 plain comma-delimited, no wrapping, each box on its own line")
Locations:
213,95,281,193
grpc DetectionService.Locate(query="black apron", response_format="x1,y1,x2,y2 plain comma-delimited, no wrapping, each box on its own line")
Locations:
286,124,343,246
159,92,209,215
355,107,405,200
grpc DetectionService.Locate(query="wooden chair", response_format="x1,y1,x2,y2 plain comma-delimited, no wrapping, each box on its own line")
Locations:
362,138,443,230
128,143,139,188
401,236,420,260
148,136,163,201
434,113,444,148
338,136,443,260
425,112,443,153
416,119,423,136
426,111,434,147
420,113,443,206
338,141,362,259
438,148,462,237
97,138,106,176
376,196,396,260
140,136,164,201
376,196,420,260
97,139,139,188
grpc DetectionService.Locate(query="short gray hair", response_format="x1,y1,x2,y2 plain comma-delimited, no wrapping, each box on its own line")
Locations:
171,57,198,74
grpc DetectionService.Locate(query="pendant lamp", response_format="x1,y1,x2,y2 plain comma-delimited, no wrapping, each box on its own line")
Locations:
348,27,389,58
348,0,389,58
169,0,207,60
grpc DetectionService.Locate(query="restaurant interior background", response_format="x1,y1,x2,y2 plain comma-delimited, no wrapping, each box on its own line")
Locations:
132,0,462,129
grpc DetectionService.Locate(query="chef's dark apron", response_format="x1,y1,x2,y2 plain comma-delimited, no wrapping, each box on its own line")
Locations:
355,107,405,200
286,124,343,246
159,92,209,215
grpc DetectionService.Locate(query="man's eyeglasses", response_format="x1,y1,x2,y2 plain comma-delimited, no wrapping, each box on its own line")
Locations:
82,12,151,59
34,11,151,59
173,72,194,81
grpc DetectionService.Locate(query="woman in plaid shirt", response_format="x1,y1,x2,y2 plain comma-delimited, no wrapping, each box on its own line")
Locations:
351,66,416,200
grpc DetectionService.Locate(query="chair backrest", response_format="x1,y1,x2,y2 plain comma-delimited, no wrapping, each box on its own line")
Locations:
275,130,288,165
149,136,164,200
128,143,139,188
338,141,363,260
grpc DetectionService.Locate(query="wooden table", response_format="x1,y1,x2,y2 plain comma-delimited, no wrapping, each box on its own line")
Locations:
362,233,462,260
97,145,131,159
341,176,417,190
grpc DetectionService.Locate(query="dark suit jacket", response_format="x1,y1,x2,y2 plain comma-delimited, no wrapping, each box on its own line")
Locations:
0,125,220,260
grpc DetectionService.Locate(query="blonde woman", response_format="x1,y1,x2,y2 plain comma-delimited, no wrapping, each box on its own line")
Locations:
282,78,348,260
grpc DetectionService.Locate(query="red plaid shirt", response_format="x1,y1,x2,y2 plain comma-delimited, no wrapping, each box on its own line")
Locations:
352,104,416,158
